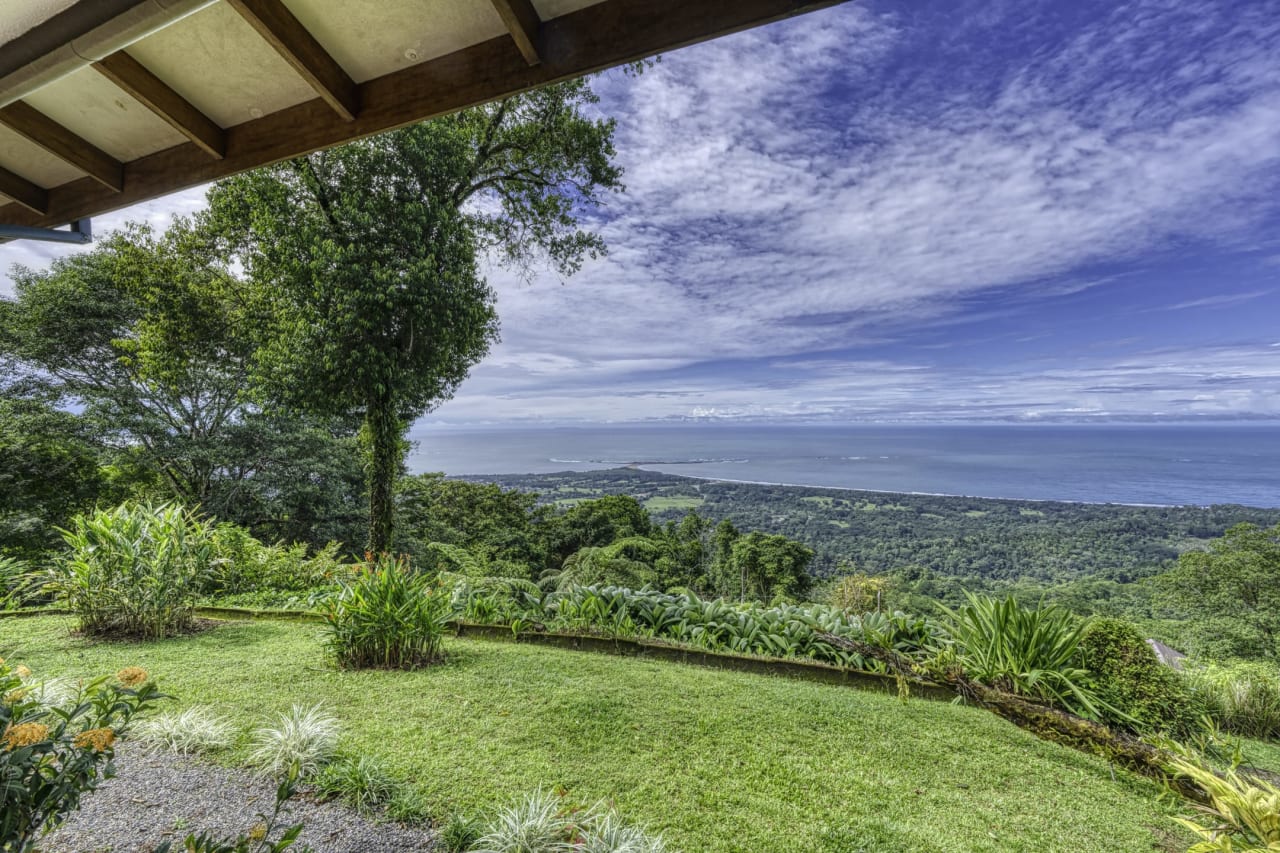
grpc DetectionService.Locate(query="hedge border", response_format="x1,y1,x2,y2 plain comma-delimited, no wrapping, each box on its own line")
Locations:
1,605,953,701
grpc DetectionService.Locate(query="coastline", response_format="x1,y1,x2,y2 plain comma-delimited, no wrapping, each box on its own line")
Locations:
462,465,1266,510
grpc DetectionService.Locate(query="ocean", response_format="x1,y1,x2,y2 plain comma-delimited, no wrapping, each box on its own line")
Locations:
405,423,1280,508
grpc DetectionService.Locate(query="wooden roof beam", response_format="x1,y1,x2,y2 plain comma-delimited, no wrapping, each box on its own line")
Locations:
0,0,851,230
491,0,544,66
0,101,123,192
226,0,359,121
93,52,226,159
0,165,48,214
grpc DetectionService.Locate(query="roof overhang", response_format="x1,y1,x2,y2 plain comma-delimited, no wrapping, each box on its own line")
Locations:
0,0,849,239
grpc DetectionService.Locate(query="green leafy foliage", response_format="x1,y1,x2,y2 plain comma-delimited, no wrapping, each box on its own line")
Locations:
1,660,163,852
206,79,623,553
1168,754,1280,852
941,593,1106,718
453,581,940,670
1158,522,1280,662
0,223,367,553
314,754,397,815
397,474,547,577
1077,617,1202,735
1184,661,1280,740
0,392,104,562
48,503,216,639
208,525,353,595
321,556,450,669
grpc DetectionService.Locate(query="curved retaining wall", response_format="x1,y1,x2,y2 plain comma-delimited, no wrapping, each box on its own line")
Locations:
1,605,954,702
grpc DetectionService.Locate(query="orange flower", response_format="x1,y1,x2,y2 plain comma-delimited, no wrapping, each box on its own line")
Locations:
115,667,148,686
73,727,116,752
2,722,49,750
14,665,31,679
4,688,28,704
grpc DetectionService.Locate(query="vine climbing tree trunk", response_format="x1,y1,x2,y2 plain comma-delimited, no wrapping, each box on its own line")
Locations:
365,388,401,555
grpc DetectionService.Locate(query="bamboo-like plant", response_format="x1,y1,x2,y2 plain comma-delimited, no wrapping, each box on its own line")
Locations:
1168,755,1280,852
48,503,215,639
321,555,449,669
940,592,1105,718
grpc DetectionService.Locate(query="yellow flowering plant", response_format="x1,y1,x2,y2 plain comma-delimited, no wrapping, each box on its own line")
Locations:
0,657,164,853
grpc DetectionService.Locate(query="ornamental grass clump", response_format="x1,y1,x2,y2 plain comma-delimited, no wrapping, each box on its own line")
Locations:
321,554,449,670
49,502,216,639
1,659,163,852
469,789,669,853
246,704,339,780
133,705,237,755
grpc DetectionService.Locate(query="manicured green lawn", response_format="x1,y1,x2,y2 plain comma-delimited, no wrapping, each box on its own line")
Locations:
3,616,1184,853
643,496,705,512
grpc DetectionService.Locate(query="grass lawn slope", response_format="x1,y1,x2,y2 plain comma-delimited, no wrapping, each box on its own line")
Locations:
2,616,1184,853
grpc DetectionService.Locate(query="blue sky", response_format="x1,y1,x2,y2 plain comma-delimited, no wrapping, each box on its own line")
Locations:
4,0,1279,425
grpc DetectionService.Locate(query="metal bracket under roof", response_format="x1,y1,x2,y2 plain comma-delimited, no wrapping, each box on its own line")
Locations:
0,218,92,245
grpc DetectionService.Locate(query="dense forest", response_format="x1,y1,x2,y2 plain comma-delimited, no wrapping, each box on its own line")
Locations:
461,468,1280,581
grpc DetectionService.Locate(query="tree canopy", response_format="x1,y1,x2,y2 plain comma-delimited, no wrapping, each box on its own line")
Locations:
206,78,624,552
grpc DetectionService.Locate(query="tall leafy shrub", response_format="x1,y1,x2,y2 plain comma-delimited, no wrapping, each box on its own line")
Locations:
1184,661,1280,740
50,503,215,638
1077,617,1201,735
941,593,1105,718
321,555,449,669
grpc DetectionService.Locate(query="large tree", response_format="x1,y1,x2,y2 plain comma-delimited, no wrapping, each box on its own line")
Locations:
1157,522,1280,661
206,78,623,552
0,223,365,547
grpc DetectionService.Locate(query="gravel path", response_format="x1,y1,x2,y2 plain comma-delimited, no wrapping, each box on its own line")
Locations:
36,743,438,853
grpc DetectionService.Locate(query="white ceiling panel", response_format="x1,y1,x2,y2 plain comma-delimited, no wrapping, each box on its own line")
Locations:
0,0,80,49
0,123,85,187
22,66,189,161
126,1,319,128
283,0,510,84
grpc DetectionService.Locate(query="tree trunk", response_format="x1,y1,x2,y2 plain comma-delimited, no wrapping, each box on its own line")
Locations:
365,389,401,554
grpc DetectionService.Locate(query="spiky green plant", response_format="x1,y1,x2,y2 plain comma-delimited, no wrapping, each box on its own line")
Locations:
314,754,396,814
469,789,570,853
320,555,449,669
1168,755,1280,852
467,789,670,853
940,592,1106,718
246,704,338,780
47,502,215,639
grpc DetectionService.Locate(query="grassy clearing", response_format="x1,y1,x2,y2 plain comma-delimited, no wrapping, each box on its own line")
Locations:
801,496,836,507
1,616,1184,853
1242,737,1280,774
643,496,705,512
